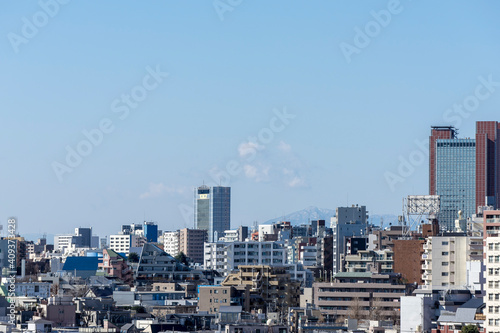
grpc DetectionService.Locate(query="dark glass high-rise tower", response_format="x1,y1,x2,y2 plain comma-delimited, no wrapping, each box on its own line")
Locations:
195,185,230,242
429,122,500,231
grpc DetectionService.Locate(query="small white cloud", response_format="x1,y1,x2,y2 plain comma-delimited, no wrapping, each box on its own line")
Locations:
243,164,270,182
244,165,257,178
278,141,291,153
238,141,264,158
140,183,186,199
288,176,306,188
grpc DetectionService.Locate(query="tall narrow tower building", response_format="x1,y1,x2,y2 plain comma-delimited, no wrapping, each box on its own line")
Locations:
195,185,231,242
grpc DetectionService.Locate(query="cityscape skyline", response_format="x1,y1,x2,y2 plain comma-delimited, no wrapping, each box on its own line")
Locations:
2,1,500,241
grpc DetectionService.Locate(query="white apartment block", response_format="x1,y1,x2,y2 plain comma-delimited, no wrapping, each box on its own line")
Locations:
54,235,76,253
299,244,318,266
422,235,483,288
163,231,180,257
109,234,143,255
486,236,500,333
204,241,287,276
219,229,238,242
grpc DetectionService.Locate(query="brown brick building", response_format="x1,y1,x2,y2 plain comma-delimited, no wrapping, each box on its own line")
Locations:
393,239,425,284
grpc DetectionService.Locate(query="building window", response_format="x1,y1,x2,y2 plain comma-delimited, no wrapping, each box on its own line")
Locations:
442,252,449,256
442,272,449,276
442,262,449,266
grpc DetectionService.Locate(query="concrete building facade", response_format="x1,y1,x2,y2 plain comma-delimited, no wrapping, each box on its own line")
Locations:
179,228,207,264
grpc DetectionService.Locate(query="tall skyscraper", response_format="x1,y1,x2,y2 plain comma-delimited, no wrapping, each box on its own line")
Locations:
195,185,231,242
435,137,476,230
429,122,500,231
429,126,457,195
476,121,500,210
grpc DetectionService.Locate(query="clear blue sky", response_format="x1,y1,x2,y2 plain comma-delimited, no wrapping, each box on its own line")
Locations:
1,1,500,239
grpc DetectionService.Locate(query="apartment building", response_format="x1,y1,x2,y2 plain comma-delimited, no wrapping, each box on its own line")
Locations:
222,265,301,312
313,272,409,320
163,231,180,257
204,241,287,276
422,234,483,288
343,249,393,274
198,285,250,314
484,210,500,333
179,228,207,264
109,234,143,255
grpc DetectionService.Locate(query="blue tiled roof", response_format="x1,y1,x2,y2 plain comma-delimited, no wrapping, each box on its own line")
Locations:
62,256,99,271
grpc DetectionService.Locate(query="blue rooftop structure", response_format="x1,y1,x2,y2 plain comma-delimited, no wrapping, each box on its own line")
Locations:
62,256,99,278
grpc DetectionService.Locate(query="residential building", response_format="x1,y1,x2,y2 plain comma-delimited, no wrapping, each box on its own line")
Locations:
343,249,393,274
422,234,483,289
179,228,207,264
222,265,301,312
15,282,51,298
393,238,425,284
331,205,369,273
99,248,133,285
109,234,143,255
219,226,249,242
195,185,231,242
198,285,250,314
313,272,409,320
163,231,180,257
484,210,500,333
204,241,287,276
134,243,202,285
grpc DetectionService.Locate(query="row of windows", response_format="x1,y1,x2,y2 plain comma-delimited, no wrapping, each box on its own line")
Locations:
488,294,500,301
489,306,500,314
490,243,500,251
489,256,500,263
489,319,500,326
488,281,500,288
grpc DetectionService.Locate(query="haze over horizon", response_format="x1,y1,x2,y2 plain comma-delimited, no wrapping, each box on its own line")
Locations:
2,1,500,238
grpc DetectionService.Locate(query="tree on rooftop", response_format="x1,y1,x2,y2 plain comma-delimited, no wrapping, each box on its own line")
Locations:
175,251,189,265
128,252,139,263
461,325,479,333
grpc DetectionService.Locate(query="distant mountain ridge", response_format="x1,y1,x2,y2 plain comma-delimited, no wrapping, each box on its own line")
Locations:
263,206,398,227
263,206,336,225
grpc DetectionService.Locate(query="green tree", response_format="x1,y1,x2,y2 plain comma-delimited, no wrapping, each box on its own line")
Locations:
461,325,479,333
128,252,139,263
175,251,189,265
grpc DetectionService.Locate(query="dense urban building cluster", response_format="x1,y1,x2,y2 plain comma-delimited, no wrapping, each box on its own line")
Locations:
3,121,500,333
